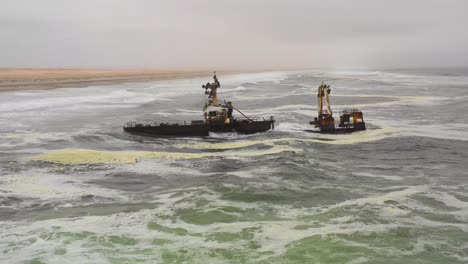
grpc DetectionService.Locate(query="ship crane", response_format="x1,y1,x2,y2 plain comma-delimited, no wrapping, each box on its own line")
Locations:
314,82,336,132
317,82,333,119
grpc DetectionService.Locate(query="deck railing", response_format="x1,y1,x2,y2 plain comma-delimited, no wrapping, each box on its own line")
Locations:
124,116,274,128
124,120,205,128
339,109,362,115
235,116,275,122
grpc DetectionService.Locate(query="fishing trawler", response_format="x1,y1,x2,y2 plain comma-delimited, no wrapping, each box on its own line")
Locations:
309,82,366,133
124,72,275,137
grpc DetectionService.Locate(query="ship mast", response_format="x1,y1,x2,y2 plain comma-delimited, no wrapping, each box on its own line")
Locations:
202,71,220,106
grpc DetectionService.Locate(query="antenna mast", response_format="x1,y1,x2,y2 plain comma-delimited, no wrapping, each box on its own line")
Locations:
202,71,220,106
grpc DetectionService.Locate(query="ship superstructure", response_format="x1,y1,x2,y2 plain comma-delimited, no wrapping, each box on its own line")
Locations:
124,72,275,137
202,73,234,131
202,72,275,133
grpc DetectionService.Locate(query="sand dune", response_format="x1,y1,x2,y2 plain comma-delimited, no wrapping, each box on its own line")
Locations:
0,69,215,92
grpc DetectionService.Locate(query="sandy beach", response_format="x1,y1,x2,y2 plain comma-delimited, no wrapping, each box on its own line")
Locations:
0,69,217,92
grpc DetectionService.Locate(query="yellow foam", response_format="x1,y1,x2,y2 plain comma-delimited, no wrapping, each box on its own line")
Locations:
29,146,301,165
30,149,216,165
31,149,141,165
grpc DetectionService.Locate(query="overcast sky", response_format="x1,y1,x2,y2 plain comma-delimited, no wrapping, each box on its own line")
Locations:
1,0,467,70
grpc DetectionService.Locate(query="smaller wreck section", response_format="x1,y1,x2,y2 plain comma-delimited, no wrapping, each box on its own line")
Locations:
310,82,366,134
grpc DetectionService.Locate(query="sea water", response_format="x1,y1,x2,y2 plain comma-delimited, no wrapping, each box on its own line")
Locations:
0,69,467,263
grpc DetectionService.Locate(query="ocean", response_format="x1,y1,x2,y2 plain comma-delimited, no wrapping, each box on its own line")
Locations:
0,69,467,263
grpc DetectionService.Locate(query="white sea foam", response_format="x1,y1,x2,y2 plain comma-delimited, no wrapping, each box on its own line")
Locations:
0,88,158,113
327,185,428,210
1,181,465,263
275,122,310,133
400,123,468,141
222,85,248,92
0,170,126,206
352,172,405,181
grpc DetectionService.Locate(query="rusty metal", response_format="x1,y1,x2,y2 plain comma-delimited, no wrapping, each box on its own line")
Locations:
310,83,366,133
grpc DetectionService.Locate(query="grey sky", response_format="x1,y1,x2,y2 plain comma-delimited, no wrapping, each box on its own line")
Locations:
1,0,467,69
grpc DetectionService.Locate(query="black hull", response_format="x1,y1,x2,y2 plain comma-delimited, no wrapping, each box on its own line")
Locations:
235,120,274,134
124,120,275,137
305,122,366,134
321,126,366,134
208,120,274,134
124,124,209,137
209,123,237,133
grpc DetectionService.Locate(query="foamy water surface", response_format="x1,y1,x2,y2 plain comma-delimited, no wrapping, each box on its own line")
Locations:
0,69,467,263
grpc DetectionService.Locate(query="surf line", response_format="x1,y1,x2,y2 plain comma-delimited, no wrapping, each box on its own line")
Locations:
176,126,398,150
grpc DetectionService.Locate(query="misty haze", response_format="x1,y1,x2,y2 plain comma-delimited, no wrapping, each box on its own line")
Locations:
1,0,467,69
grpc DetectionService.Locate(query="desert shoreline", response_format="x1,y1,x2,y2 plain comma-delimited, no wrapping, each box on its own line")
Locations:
0,69,241,92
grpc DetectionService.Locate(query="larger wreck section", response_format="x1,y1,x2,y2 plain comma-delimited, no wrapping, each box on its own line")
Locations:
124,72,275,137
